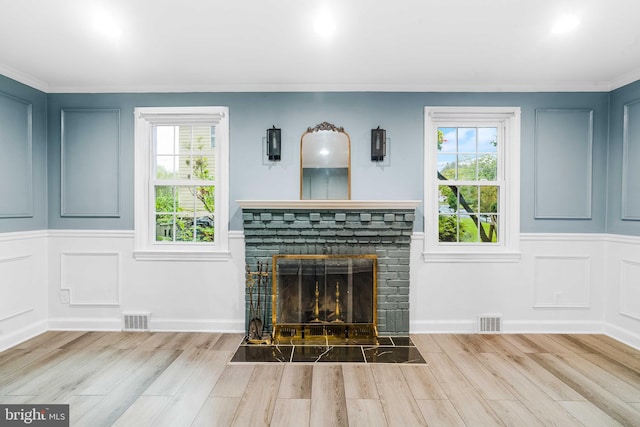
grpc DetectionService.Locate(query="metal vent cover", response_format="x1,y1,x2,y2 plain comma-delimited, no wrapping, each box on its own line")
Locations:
123,313,150,331
478,315,502,333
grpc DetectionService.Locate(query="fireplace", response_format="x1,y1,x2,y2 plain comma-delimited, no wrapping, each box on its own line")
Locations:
272,254,377,343
238,200,419,339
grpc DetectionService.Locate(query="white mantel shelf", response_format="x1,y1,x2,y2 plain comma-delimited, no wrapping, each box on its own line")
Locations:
236,200,421,209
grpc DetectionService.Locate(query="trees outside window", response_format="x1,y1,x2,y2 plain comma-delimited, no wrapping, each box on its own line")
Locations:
134,107,229,260
424,107,521,262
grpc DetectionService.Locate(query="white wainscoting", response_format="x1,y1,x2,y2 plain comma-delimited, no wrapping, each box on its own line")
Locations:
410,233,607,334
0,231,48,351
533,255,591,308
61,252,120,306
605,235,640,349
2,230,639,351
620,259,640,321
47,230,246,332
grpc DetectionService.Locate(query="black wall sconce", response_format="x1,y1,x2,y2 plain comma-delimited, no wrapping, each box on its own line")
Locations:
371,126,386,161
266,126,281,161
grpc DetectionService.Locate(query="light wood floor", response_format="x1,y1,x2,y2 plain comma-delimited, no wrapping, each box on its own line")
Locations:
1,332,639,426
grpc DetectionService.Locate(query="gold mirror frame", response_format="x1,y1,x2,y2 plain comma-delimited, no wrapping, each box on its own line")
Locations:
299,122,351,200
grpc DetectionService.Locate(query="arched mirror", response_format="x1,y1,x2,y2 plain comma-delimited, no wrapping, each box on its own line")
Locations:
300,122,351,199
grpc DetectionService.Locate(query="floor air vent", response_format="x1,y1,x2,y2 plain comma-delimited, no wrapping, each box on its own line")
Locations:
123,313,150,331
478,315,502,333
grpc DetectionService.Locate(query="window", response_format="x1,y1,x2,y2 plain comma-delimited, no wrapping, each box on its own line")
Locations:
424,107,521,262
134,107,229,260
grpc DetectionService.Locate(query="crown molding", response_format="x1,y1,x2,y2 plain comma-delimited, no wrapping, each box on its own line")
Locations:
0,64,48,92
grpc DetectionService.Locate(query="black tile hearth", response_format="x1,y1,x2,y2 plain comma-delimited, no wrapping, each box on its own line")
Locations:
230,344,293,363
230,336,427,364
291,345,366,363
363,346,425,364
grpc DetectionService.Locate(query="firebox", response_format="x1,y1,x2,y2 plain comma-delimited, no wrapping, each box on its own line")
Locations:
272,254,377,344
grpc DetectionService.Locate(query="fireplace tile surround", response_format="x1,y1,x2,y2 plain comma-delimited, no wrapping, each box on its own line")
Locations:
238,200,420,337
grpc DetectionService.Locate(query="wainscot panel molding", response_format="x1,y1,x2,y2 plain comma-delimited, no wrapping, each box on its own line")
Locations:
0,91,33,218
0,229,48,242
60,252,121,306
520,232,608,242
60,108,121,217
47,228,246,333
47,229,135,239
0,230,48,351
3,229,640,349
0,255,35,319
598,234,640,351
533,255,591,308
619,259,640,320
411,233,607,336
534,109,593,219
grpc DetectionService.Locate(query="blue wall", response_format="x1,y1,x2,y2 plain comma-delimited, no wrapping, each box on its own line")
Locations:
607,79,640,235
0,74,620,233
46,91,610,233
0,75,47,233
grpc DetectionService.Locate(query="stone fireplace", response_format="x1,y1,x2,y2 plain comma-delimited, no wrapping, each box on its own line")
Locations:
238,200,419,337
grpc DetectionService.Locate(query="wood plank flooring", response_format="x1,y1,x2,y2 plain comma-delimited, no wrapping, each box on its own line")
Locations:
1,332,639,426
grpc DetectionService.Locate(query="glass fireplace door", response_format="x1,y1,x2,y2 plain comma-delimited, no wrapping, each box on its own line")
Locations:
272,255,377,343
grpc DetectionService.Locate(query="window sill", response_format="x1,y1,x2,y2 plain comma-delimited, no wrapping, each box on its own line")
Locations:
133,249,231,262
422,251,522,263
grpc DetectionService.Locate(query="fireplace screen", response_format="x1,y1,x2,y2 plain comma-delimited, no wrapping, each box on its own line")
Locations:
272,255,377,343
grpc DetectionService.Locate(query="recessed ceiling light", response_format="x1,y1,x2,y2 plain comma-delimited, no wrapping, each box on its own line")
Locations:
551,15,580,34
314,13,336,38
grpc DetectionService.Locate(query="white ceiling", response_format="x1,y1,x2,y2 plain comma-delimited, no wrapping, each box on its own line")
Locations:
1,0,639,93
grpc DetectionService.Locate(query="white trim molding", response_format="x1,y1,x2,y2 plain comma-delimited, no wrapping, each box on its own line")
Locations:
423,106,521,262
133,106,230,261
533,255,591,308
60,252,121,306
619,259,640,320
237,200,421,210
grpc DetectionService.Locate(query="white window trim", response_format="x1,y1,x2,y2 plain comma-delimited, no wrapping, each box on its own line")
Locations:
423,106,521,263
133,106,230,261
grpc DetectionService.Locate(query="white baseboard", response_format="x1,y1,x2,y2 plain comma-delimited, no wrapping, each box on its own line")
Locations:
410,320,476,333
48,317,248,333
603,322,640,350
410,320,603,334
502,320,603,334
0,319,48,352
150,318,245,333
48,317,122,331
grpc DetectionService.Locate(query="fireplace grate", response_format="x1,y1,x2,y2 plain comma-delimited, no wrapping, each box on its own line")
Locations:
273,323,377,344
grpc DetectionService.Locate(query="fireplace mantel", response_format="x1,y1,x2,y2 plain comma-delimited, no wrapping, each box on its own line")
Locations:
237,200,421,210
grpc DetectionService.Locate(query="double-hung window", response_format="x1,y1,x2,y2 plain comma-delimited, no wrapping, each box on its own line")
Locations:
134,107,229,260
424,107,521,262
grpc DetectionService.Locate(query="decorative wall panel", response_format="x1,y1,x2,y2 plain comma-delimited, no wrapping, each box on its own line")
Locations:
620,259,640,320
61,252,120,305
534,255,590,308
0,92,32,218
622,99,640,220
534,109,593,219
0,255,33,321
61,109,120,217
